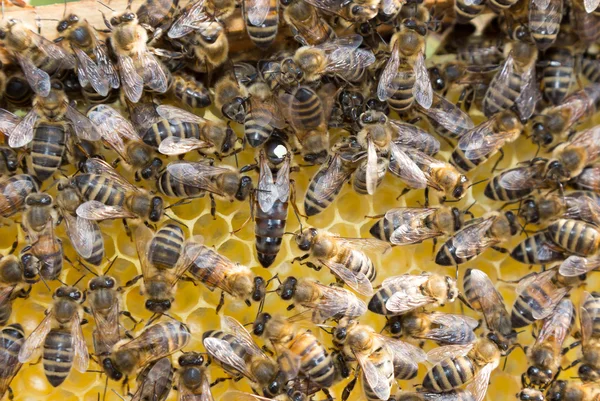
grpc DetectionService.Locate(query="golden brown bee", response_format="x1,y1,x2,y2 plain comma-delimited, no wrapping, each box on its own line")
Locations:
0,19,75,97
136,0,178,41
304,0,379,22
0,174,38,219
570,0,600,45
132,357,173,401
168,0,236,39
510,232,568,266
571,165,600,192
18,285,88,387
176,352,213,401
454,0,486,23
243,0,280,49
182,22,229,73
524,298,575,386
170,72,212,109
293,227,390,296
546,218,600,256
546,379,600,401
368,272,459,316
237,80,285,148
386,311,478,346
541,46,576,106
102,320,190,381
282,0,336,45
276,276,367,322
369,206,464,246
416,92,475,140
0,324,24,400
545,126,600,183
397,390,477,401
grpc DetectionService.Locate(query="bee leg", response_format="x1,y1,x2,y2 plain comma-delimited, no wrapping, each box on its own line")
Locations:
561,340,581,355
210,377,232,387
179,276,198,286
210,194,217,219
119,274,143,291
322,387,333,401
122,219,132,239
342,374,358,401
120,311,139,326
292,254,310,264
491,246,509,254
491,149,505,173
290,180,307,219
215,291,225,314
261,345,274,356
432,238,437,255
364,214,385,219
396,188,411,201
7,387,13,401
560,358,581,371
8,240,17,254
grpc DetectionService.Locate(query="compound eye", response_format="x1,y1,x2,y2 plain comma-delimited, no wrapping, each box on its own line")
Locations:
351,5,362,14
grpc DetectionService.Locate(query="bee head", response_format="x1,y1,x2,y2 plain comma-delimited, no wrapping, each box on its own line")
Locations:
252,276,266,302
20,253,39,283
102,357,123,380
278,276,297,300
517,388,544,401
149,196,164,222
145,299,172,313
527,365,554,385
55,286,83,302
296,228,317,251
178,352,204,367
141,157,163,180
89,276,116,291
236,176,253,201
546,381,567,401
387,316,402,336
452,207,464,231
504,211,519,236
520,198,540,223
452,175,469,200
545,159,568,181
253,312,272,336
578,363,599,382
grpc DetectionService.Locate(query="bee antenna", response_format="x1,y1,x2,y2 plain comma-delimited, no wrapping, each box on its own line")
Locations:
79,261,99,277
63,0,67,18
145,313,160,327
72,273,87,287
96,1,114,11
165,212,186,226
234,150,239,168
111,389,126,401
283,232,297,237
468,178,488,189
165,199,190,209
104,256,119,276
126,0,133,10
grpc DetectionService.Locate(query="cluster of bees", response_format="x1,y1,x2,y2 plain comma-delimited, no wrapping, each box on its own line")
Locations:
0,0,597,399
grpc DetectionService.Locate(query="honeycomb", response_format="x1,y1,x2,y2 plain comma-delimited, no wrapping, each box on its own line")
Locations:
1,3,599,401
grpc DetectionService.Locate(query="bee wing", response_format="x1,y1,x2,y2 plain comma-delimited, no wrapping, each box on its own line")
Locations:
386,208,440,245
418,94,474,138
90,293,120,355
537,298,574,347
139,53,169,94
426,343,474,364
84,158,138,192
464,269,510,336
18,311,53,363
424,313,478,344
73,47,109,97
376,334,427,362
336,237,391,254
166,161,229,197
559,255,600,276
327,47,375,76
156,105,207,125
457,118,496,152
388,143,428,189
169,0,209,38
245,0,271,26
413,52,433,109
451,217,498,259
77,200,137,220
529,0,563,31
62,213,96,259
484,53,514,107
356,351,391,401
465,362,496,401
34,33,75,68
220,315,267,358
532,0,551,9
132,358,172,401
565,195,600,224
117,55,144,103
389,121,441,155
203,337,255,380
531,288,570,321
569,125,600,162
276,156,291,203
71,312,89,373
88,104,139,141
65,104,101,141
498,165,543,190
158,137,212,156
319,259,374,296
303,0,352,16
382,0,400,14
381,273,431,290
309,153,353,206
0,178,36,216
0,330,22,396
94,43,120,89
377,41,401,101
584,0,600,12
258,152,277,213
515,65,540,122
579,292,597,346
310,283,367,321
366,138,378,195
385,290,435,314
8,109,37,148
0,109,21,135
15,54,50,97
315,35,363,51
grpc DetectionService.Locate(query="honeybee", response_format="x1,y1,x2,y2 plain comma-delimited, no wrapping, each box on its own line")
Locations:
0,19,75,97
106,7,170,102
204,315,294,398
530,85,600,149
136,0,178,41
170,72,212,109
168,0,236,39
3,72,33,108
545,125,600,183
387,311,478,346
546,218,600,256
397,390,477,401
368,272,459,316
87,104,165,181
159,160,252,217
528,0,563,50
546,379,600,401
21,193,63,281
18,285,88,387
482,41,539,119
0,174,38,219
463,269,516,351
369,206,465,246
73,158,164,223
282,0,337,46
243,0,280,49
293,227,390,296
258,57,304,91
519,191,600,225
573,291,600,382
524,298,575,386
55,14,120,97
102,320,190,380
0,323,24,400
510,232,568,266
253,313,336,390
184,242,266,312
0,254,31,326
484,160,550,202
289,35,375,83
570,0,600,45
332,317,427,400
276,276,367,322
181,22,229,73
132,357,173,401
378,19,433,110
177,352,213,401
387,118,440,155
451,110,523,173
540,46,576,106
423,337,500,401
416,93,475,140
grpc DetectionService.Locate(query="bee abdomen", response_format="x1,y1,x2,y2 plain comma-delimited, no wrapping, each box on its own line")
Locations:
304,168,345,216
345,250,376,282
393,355,419,380
43,330,74,387
510,233,565,265
484,176,532,201
31,123,67,182
0,304,12,327
435,241,471,266
387,70,415,114
0,324,24,378
548,219,600,256
542,49,574,105
173,75,211,109
369,218,395,242
84,226,105,266
0,174,38,218
451,148,486,173
245,114,274,148
368,287,393,315
149,224,185,270
288,333,335,388
245,6,279,49
582,57,600,83
483,72,521,117
74,174,126,206
157,170,205,198
423,356,475,392
255,200,288,267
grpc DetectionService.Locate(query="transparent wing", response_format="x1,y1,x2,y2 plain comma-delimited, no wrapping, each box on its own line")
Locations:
559,255,600,277
0,109,21,136
565,195,600,225
135,224,156,283
156,105,207,125
7,109,37,148
310,283,367,321
451,217,498,259
275,156,290,203
76,200,137,220
466,362,495,401
66,104,101,141
309,154,353,206
315,35,363,51
414,52,433,109
377,41,400,101
464,269,510,336
327,47,375,76
386,208,440,244
376,335,427,362
73,47,109,97
0,178,36,216
580,292,598,346
529,0,562,31
531,286,570,320
18,312,53,362
457,118,496,152
388,143,428,189
117,55,144,103
426,344,474,364
168,0,209,38
389,121,441,155
537,298,574,347
304,0,353,15
88,104,139,141
166,161,230,197
356,352,391,401
84,158,138,192
220,315,266,358
484,53,515,108
366,138,378,195
336,237,391,253
203,337,254,380
385,291,434,314
140,53,169,94
94,43,120,89
71,312,89,373
498,165,544,190
533,0,551,9
16,54,50,97
584,0,599,12
418,94,474,137
319,259,374,296
258,152,276,213
245,0,270,26
381,273,431,290
515,65,540,122
158,137,212,156
34,33,75,68
62,213,95,259
424,313,478,344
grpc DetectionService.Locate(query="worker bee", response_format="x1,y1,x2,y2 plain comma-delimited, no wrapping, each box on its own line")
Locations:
179,21,229,73
184,242,266,313
397,390,477,401
0,174,38,219
258,57,304,91
106,7,170,102
368,272,459,316
0,81,100,182
539,46,575,106
519,191,600,225
73,158,164,223
0,323,24,400
204,315,294,398
378,19,433,110
524,298,575,386
482,41,539,119
387,311,478,346
0,254,31,326
484,160,550,202
18,285,88,387
289,35,375,83
510,232,568,266
282,0,336,46
0,19,75,97
546,379,600,401
423,337,500,401
55,14,120,98
102,320,190,380
530,85,600,149
21,193,63,281
131,357,173,401
176,352,213,401
304,0,379,21
292,227,390,296
528,0,563,50
387,118,440,155
170,72,212,109
573,292,600,382
571,165,600,191
168,0,236,39
545,125,600,183
546,218,600,256
253,312,336,390
451,109,523,173
416,93,475,140
582,51,600,84
242,0,279,49
369,206,465,247
276,276,367,322
159,160,252,217
332,317,427,400
136,0,178,41
463,269,516,350
87,104,165,181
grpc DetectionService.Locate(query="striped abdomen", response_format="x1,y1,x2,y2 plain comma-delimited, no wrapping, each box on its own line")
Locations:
34,236,63,280
423,356,476,392
458,43,503,66
141,118,202,148
435,237,478,266
82,86,119,104
202,330,250,377
157,170,205,198
336,248,376,283
392,351,419,380
172,74,211,109
483,69,522,117
369,216,396,243
542,48,574,105
368,284,400,315
387,68,414,114
510,232,566,265
4,74,33,108
43,329,74,387
30,123,67,182
487,0,518,11
134,321,190,361
571,6,600,45
529,9,560,50
582,57,600,83
149,224,185,270
0,174,38,218
511,279,559,328
353,158,388,194
0,299,12,327
451,147,488,173
0,323,24,395
255,199,288,267
583,294,600,336
484,174,533,201
548,219,600,256
454,0,485,23
244,0,279,49
304,157,351,216
73,174,127,206
85,222,104,266
363,351,394,401
286,332,335,388
245,106,276,148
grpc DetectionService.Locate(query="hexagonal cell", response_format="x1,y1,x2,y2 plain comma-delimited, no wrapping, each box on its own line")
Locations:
337,191,370,224
218,239,253,267
172,280,201,315
230,209,253,242
192,214,230,246
167,195,208,222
